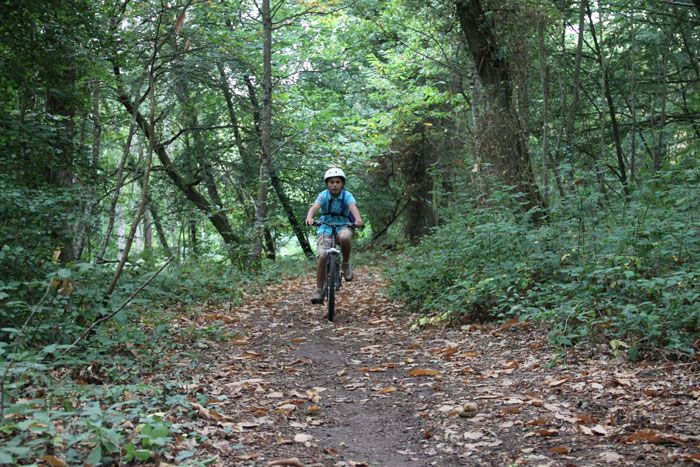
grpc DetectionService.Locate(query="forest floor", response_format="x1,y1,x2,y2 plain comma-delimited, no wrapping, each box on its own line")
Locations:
161,266,700,466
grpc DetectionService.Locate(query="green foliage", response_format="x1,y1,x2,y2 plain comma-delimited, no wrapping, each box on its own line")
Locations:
387,170,700,357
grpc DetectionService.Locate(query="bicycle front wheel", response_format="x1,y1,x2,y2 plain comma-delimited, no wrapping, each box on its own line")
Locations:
327,254,337,321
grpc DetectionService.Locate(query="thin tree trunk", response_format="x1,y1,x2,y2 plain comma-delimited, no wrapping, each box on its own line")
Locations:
251,0,273,261
653,43,669,172
537,18,550,199
105,63,157,297
147,196,173,258
586,3,629,197
270,168,314,259
97,94,140,263
564,0,586,154
117,205,125,262
222,65,309,263
74,82,103,260
143,207,153,250
46,65,77,263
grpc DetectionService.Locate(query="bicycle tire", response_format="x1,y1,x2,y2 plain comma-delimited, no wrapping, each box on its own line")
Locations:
327,254,337,321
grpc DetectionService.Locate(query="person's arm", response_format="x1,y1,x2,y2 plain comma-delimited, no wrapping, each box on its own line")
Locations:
348,202,363,227
305,202,321,225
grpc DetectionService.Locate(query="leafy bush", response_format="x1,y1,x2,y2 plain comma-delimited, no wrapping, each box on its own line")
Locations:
386,170,700,357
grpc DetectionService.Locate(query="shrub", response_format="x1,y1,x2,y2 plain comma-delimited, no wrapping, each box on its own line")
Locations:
386,170,700,357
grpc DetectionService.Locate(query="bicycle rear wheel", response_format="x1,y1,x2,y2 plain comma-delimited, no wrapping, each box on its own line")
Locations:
327,254,337,321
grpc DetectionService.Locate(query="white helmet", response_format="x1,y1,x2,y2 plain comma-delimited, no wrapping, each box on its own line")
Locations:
324,167,346,182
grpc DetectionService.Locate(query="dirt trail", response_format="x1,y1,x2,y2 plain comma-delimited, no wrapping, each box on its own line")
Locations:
170,267,700,466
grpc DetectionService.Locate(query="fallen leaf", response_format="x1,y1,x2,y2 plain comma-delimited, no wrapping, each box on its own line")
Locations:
408,369,439,376
294,433,313,443
545,378,568,387
42,456,68,467
621,429,687,445
549,446,571,454
599,451,624,462
267,458,303,467
683,453,700,464
611,377,631,387
531,429,557,436
378,386,397,394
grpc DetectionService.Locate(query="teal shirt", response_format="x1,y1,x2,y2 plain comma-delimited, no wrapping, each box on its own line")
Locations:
315,189,356,235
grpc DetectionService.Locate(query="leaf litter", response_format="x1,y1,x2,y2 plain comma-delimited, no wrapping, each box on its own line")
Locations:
154,266,700,466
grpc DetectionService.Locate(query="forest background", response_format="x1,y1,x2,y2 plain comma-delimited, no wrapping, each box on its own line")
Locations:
1,0,700,464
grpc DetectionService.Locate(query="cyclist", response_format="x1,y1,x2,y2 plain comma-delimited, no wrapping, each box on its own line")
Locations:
304,168,364,304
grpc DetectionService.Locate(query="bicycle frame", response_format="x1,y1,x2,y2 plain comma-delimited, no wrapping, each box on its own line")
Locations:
313,221,355,320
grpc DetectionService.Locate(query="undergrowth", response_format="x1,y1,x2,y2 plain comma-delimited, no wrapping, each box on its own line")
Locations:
0,254,307,465
386,169,700,359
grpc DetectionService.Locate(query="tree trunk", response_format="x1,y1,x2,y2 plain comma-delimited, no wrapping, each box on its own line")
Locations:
143,207,153,250
251,0,273,261
455,0,545,216
106,68,157,297
74,83,102,261
97,92,139,263
220,64,313,259
270,167,315,259
586,3,629,197
147,196,173,258
537,18,550,199
46,65,77,262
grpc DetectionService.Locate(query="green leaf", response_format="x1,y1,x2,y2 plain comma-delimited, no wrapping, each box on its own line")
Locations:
58,268,71,278
87,445,102,465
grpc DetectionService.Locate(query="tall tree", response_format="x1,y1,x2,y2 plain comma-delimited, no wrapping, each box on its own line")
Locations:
251,0,273,261
455,0,545,215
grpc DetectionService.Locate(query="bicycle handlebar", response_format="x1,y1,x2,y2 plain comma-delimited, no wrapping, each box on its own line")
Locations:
311,221,363,230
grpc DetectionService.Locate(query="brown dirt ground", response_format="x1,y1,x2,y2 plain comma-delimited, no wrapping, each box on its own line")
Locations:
163,267,700,466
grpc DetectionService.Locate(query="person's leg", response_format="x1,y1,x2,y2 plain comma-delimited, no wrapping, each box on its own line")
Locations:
316,252,326,290
312,234,331,303
339,229,352,262
338,228,354,281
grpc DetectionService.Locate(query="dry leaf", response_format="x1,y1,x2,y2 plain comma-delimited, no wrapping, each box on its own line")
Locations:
408,369,439,376
294,433,313,443
175,11,185,34
545,378,568,387
622,429,686,445
611,377,631,387
267,458,303,467
682,453,700,464
378,386,396,394
549,446,571,454
599,451,624,462
531,429,557,436
42,456,68,467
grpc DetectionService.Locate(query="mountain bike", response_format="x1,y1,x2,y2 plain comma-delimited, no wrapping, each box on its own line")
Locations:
312,221,360,322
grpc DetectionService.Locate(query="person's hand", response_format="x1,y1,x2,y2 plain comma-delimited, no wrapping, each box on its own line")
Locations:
354,219,364,228
305,217,315,226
